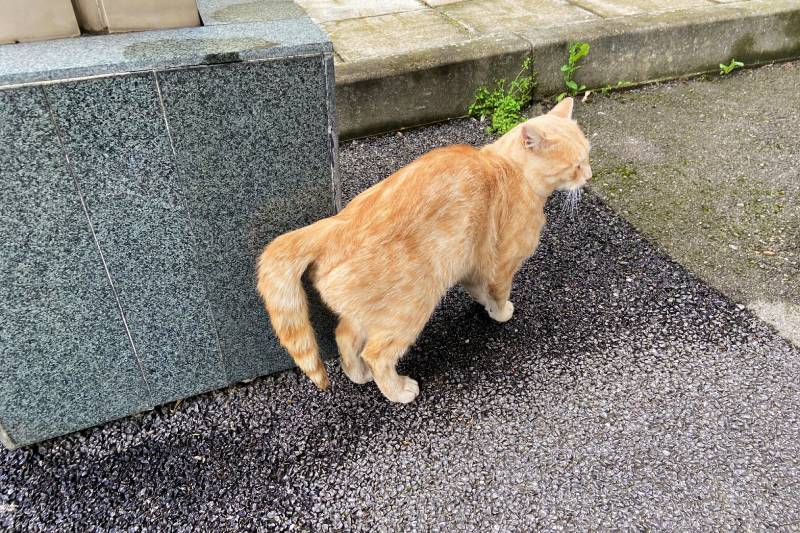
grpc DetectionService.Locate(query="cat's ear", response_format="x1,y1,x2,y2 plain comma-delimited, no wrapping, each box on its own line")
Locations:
521,123,548,150
549,97,574,119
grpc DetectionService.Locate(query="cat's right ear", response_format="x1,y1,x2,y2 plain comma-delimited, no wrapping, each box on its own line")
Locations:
522,123,548,150
549,97,574,118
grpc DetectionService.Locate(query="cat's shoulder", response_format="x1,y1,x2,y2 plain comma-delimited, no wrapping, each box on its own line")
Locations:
415,144,492,170
422,144,480,160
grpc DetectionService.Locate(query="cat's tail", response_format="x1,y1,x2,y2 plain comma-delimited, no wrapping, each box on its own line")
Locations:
256,219,337,390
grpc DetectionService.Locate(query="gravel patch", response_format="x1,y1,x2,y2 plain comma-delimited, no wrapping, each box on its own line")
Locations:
2,116,799,531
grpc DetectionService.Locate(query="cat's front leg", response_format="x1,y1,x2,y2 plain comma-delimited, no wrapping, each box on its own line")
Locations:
463,278,514,322
487,300,514,322
461,282,514,322
484,263,518,323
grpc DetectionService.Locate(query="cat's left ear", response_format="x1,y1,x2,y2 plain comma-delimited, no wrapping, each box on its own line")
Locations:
522,123,548,150
549,97,574,119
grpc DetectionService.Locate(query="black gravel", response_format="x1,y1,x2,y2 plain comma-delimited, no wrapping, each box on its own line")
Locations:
2,117,799,531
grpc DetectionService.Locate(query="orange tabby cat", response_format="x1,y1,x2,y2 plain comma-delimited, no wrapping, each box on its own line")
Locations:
256,97,591,403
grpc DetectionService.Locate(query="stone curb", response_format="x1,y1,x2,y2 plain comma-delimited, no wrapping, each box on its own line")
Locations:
336,0,800,139
335,33,531,141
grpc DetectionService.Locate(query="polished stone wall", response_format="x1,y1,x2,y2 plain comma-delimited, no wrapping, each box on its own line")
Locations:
0,12,338,448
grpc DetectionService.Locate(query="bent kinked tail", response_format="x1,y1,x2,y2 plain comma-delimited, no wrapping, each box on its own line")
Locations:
256,219,335,390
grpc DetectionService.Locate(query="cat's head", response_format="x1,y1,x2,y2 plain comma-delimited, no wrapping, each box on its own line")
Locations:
512,97,592,194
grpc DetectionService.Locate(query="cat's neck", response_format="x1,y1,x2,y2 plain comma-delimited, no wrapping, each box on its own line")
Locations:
482,129,556,199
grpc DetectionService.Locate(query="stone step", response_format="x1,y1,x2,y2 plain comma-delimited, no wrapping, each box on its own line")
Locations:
324,0,800,138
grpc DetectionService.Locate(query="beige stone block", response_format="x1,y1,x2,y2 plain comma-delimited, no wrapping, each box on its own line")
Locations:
439,0,596,34
421,0,462,6
72,0,201,34
569,0,713,18
0,0,80,44
295,0,425,23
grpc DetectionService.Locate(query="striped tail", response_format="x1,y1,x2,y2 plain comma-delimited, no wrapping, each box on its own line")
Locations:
256,219,335,389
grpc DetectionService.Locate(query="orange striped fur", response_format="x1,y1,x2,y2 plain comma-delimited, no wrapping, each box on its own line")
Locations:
257,98,591,403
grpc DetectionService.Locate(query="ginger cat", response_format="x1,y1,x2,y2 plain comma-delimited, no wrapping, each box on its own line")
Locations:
257,97,591,403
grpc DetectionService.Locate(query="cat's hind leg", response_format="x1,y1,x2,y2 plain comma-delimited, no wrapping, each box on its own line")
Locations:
336,318,372,384
360,336,419,403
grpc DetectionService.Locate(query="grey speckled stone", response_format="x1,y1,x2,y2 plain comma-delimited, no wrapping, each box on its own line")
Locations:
45,73,227,406
1,10,338,446
198,0,307,25
157,56,338,382
0,87,150,448
0,19,331,87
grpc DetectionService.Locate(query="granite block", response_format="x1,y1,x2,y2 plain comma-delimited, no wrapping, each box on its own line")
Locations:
198,0,307,25
0,87,151,448
156,56,338,382
1,6,338,446
0,19,331,87
44,73,227,406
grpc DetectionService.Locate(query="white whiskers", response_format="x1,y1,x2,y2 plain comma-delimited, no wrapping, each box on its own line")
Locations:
559,187,583,219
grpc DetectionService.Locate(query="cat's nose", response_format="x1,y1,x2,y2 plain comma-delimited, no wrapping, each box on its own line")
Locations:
586,167,593,180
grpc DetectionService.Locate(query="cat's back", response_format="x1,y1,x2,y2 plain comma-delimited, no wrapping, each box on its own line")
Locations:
342,143,505,220
316,144,492,255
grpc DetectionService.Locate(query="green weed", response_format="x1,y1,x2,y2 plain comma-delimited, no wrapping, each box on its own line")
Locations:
719,58,744,76
600,80,632,96
557,42,590,102
468,57,537,135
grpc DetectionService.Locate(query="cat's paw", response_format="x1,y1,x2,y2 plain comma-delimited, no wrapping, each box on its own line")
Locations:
488,301,514,322
386,376,420,404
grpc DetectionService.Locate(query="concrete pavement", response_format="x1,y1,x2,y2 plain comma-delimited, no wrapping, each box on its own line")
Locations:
577,61,800,345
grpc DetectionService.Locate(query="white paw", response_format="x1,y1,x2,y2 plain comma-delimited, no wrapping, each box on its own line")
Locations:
388,377,419,404
488,301,514,322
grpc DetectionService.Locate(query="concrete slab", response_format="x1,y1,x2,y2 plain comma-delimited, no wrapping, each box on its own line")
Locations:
570,0,714,17
422,0,463,6
323,9,470,61
439,0,597,34
518,0,800,98
197,0,307,25
295,0,425,23
576,61,800,344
